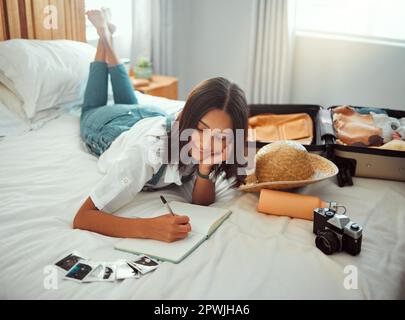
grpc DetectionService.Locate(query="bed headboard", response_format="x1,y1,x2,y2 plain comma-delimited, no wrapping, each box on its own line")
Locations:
0,0,86,42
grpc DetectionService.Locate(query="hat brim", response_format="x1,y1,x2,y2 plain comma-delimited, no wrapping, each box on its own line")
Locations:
238,153,339,193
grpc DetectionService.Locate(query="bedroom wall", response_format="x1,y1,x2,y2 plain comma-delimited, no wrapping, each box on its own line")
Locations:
170,0,254,100
86,0,405,110
170,0,405,111
291,34,405,110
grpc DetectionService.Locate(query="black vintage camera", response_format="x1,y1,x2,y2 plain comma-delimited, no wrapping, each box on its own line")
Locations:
313,204,362,256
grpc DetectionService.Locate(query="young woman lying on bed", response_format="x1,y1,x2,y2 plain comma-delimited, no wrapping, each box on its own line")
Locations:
73,9,250,243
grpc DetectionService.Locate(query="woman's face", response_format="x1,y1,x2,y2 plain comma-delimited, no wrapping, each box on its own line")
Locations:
189,109,233,163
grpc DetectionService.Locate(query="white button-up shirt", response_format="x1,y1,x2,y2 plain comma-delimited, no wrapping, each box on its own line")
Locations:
90,114,196,214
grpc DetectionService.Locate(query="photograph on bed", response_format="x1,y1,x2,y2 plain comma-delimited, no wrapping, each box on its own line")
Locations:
1,0,405,302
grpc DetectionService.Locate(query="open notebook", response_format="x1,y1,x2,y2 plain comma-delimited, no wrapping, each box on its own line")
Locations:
114,201,232,263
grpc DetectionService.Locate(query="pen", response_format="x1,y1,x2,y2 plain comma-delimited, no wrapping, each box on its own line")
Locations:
160,195,175,216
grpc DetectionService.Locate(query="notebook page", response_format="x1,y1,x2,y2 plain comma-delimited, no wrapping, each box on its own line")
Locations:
132,201,230,236
169,202,230,235
115,230,205,263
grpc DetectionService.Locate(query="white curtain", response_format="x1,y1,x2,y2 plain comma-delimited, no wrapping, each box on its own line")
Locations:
151,0,173,75
130,0,152,67
131,0,173,75
247,0,296,104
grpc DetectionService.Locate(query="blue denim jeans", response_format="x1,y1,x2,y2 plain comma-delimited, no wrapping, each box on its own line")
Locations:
80,61,169,157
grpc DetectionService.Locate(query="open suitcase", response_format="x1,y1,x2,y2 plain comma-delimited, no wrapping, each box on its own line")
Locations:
248,104,405,187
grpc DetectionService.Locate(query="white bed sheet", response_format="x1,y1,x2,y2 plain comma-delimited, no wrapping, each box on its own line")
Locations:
1,93,405,300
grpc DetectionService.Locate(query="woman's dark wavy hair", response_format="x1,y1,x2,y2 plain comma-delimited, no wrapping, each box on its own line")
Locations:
167,77,249,188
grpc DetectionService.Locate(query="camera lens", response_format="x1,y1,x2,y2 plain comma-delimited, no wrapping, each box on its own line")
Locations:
315,231,340,255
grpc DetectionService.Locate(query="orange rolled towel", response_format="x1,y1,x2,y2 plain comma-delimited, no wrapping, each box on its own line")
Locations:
257,189,328,221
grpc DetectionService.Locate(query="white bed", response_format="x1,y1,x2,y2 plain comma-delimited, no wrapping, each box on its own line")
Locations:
1,92,405,300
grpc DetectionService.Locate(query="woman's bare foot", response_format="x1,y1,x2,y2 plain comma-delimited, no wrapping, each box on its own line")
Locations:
101,7,117,35
86,10,110,39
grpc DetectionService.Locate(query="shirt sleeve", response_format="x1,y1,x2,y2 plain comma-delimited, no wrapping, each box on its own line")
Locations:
90,144,157,214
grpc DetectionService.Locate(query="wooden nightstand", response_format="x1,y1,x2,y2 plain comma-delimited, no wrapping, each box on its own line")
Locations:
130,74,179,100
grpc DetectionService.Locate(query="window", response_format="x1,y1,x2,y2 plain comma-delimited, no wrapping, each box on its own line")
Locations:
295,0,405,42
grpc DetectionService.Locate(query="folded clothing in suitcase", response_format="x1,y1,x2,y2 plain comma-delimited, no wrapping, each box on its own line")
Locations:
248,104,405,187
249,104,326,153
325,105,405,186
248,113,314,145
329,105,405,148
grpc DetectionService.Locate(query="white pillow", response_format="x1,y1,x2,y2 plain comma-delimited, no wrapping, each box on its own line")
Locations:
0,39,96,120
0,83,78,136
0,82,26,118
0,101,30,137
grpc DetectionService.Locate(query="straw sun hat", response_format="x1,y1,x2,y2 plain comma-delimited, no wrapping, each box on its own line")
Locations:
238,141,338,192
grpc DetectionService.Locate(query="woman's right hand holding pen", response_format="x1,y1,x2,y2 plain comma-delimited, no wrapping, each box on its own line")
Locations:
142,214,192,243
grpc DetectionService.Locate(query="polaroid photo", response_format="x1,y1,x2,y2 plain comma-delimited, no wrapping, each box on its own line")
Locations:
115,260,141,280
64,261,101,283
83,262,117,282
128,255,160,275
54,251,88,272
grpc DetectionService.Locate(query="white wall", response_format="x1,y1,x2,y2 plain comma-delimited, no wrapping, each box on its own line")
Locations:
170,0,254,100
86,0,405,110
170,0,405,111
291,34,405,110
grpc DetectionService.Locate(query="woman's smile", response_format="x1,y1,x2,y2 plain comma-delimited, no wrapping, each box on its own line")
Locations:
191,140,222,157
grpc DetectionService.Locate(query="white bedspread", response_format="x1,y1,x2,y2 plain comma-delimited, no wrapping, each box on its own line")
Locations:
1,94,404,300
